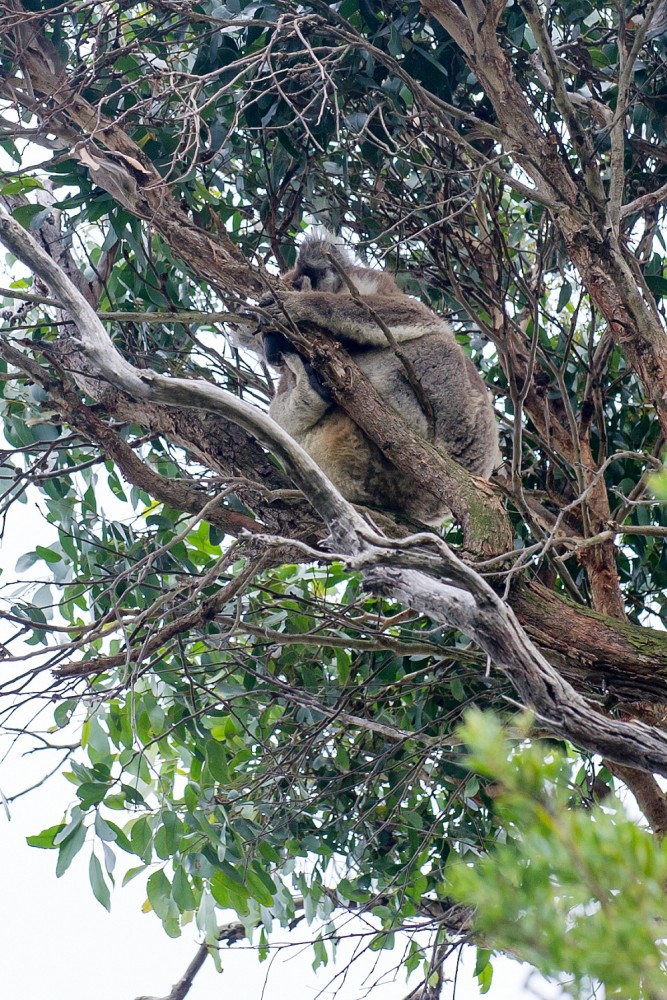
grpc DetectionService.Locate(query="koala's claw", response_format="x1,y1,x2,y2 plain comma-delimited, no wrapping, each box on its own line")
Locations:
256,290,301,329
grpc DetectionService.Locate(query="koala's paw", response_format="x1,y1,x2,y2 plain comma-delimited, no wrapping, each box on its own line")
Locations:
256,290,304,326
225,314,262,353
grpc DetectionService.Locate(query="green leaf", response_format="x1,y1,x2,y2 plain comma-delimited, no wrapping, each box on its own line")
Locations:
89,852,111,910
76,781,109,810
473,948,492,976
644,274,667,299
210,866,250,913
53,700,77,729
56,823,87,877
556,280,572,312
369,932,395,951
246,863,276,907
122,864,147,886
129,816,153,861
15,552,39,573
478,960,493,993
205,739,229,783
101,821,133,854
146,869,173,920
26,823,65,849
120,783,146,806
312,934,328,970
94,813,117,842
1,176,44,196
172,867,197,911
161,810,183,855
35,544,62,563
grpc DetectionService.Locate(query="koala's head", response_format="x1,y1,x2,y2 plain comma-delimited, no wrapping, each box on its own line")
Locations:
282,230,354,293
283,229,401,297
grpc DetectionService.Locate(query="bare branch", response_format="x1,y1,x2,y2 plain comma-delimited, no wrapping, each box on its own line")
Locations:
518,0,605,208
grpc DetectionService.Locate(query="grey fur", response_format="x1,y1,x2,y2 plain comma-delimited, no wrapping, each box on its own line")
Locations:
240,232,501,524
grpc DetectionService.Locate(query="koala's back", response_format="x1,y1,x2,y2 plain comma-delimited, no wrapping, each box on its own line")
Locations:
298,330,500,524
300,408,443,523
353,331,501,479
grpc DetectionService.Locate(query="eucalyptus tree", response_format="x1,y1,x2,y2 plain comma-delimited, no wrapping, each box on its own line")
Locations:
2,0,667,995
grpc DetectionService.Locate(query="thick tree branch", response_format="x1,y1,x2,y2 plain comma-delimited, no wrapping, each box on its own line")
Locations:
364,548,667,776
4,203,667,775
511,580,667,704
607,763,667,838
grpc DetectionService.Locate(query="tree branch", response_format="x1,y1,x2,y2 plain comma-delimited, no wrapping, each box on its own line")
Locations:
364,543,667,776
518,0,605,208
4,194,667,775
421,0,667,437
0,341,263,535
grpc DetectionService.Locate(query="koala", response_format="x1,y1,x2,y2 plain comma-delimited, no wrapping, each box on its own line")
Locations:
239,231,501,525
